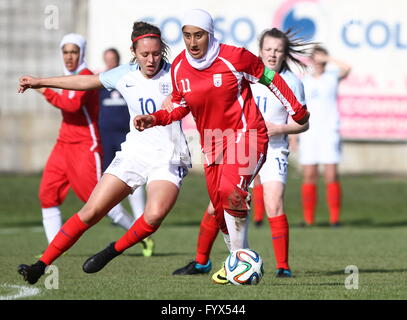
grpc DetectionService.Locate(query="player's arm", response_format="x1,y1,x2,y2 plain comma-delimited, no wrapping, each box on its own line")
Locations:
265,117,309,137
134,104,190,131
41,88,88,113
18,74,103,93
259,68,309,125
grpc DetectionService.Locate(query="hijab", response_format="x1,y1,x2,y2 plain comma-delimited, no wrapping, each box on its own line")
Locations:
60,33,87,75
182,9,220,70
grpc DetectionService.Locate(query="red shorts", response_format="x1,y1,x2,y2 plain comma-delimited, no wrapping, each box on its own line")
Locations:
204,131,267,233
38,141,103,208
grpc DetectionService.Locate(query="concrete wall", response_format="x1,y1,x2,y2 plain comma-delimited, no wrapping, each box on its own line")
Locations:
0,0,88,172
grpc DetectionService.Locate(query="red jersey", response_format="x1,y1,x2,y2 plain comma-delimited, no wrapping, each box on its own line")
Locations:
43,68,100,149
155,44,269,161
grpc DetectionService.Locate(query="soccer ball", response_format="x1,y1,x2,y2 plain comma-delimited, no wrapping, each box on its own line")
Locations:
225,249,264,285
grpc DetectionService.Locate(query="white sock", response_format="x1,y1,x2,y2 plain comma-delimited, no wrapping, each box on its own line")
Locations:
224,210,249,251
222,233,231,252
107,203,135,230
127,186,145,219
42,206,62,243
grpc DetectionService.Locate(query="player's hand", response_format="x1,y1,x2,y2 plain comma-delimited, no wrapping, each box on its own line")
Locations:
265,122,282,137
18,76,43,93
160,94,174,112
133,115,156,131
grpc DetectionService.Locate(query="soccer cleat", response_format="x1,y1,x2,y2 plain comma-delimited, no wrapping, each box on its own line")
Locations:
17,261,47,285
172,260,212,275
82,242,122,273
254,220,263,228
141,237,155,257
330,222,341,228
275,268,292,278
211,263,229,284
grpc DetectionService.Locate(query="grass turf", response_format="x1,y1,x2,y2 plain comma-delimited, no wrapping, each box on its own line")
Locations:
0,171,406,300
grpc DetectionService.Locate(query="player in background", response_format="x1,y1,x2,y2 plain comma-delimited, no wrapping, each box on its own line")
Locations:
99,48,153,257
134,9,309,284
34,34,134,247
17,22,191,285
294,45,351,227
172,27,310,280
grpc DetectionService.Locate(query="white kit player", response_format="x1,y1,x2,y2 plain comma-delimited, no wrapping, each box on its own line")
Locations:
248,28,310,278
17,22,191,285
298,45,351,227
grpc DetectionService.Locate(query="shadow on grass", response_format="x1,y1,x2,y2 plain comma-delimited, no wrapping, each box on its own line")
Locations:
303,269,407,277
291,219,407,229
0,220,42,228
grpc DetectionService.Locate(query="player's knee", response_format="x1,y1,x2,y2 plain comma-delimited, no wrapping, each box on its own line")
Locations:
78,205,101,226
219,185,249,212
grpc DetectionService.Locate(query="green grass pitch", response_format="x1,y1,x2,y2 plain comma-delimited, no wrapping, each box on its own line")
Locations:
0,170,406,300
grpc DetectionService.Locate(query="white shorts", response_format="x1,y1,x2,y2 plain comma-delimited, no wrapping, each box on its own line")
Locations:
251,146,289,186
105,151,188,192
299,131,341,165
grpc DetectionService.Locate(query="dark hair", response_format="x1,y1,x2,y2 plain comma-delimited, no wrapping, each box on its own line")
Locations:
259,28,316,72
104,48,121,65
130,21,170,63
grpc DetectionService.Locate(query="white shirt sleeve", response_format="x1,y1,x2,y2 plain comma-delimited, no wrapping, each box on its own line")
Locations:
99,64,132,91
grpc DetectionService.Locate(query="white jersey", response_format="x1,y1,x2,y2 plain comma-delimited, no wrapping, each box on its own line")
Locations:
250,69,305,149
99,62,191,168
302,68,340,134
299,68,342,165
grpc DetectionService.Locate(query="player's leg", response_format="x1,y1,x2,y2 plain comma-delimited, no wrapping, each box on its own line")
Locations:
252,176,265,227
324,163,341,226
38,143,70,244
82,165,186,273
18,173,132,284
68,143,134,230
301,164,318,225
127,186,154,257
173,201,218,275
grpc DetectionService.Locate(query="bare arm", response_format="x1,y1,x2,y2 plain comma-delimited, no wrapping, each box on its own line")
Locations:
18,74,103,93
265,117,309,137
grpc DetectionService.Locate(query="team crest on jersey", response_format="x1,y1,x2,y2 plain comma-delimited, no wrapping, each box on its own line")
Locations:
213,74,222,87
159,82,172,96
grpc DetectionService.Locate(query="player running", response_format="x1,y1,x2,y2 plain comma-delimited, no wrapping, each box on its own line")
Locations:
172,27,311,281
134,10,310,283
34,34,134,247
98,48,153,256
17,22,190,285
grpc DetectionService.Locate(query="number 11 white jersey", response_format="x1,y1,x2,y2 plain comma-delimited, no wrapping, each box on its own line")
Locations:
99,61,191,168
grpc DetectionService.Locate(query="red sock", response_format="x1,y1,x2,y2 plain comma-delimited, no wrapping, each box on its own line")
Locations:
302,183,317,225
195,210,219,265
114,214,159,252
327,182,341,224
268,214,289,270
252,185,265,223
40,213,89,265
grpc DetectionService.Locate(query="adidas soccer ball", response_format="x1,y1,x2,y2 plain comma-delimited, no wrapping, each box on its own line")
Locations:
225,249,264,285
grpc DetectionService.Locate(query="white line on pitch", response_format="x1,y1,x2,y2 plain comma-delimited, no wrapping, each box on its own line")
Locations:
0,284,41,300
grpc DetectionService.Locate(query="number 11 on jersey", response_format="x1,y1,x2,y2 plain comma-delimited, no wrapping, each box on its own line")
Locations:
180,79,191,93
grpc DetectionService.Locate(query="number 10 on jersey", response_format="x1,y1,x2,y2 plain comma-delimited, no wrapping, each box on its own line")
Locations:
139,98,157,115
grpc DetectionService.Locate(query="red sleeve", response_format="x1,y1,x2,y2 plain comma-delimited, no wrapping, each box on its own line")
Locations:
43,88,87,113
234,46,265,83
153,106,190,126
42,69,94,113
271,72,308,123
